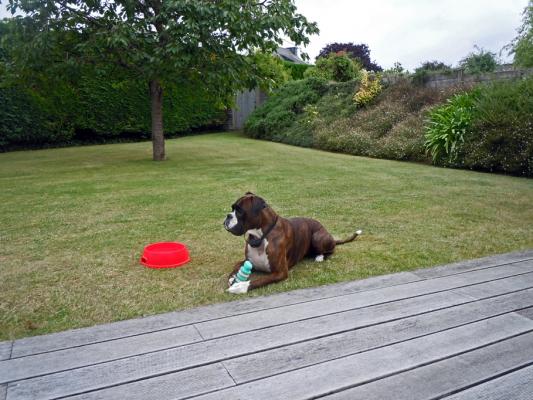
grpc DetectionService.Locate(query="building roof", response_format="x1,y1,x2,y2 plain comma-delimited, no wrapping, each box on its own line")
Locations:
275,47,307,64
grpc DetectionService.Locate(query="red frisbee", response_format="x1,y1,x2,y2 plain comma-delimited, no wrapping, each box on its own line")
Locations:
140,242,190,269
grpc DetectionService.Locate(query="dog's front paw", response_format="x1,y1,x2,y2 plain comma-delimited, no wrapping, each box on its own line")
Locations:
228,275,236,286
227,280,250,294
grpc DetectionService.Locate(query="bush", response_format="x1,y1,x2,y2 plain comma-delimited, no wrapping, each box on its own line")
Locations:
304,52,362,82
283,61,311,80
353,71,382,107
316,42,382,72
244,77,328,143
0,85,72,149
459,77,533,176
411,60,453,86
0,71,226,150
246,78,459,163
459,46,499,74
424,92,477,163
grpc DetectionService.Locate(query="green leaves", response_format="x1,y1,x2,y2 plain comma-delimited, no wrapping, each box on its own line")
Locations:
5,0,318,91
424,92,477,163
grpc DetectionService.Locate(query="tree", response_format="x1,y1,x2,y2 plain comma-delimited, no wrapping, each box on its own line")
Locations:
505,1,533,67
316,42,382,72
5,0,318,160
459,46,498,74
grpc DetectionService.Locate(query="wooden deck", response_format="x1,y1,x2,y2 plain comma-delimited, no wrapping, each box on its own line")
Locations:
1,250,533,400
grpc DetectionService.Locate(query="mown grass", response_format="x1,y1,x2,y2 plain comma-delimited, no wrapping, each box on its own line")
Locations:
1,132,532,340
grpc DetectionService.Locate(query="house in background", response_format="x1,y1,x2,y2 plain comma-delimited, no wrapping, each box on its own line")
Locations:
227,47,306,130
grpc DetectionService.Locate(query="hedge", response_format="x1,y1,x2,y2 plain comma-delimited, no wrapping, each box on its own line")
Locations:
0,72,226,151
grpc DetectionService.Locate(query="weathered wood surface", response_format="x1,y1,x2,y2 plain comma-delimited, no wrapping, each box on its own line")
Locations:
1,250,532,400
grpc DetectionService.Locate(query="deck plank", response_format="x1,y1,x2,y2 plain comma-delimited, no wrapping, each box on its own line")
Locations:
223,289,533,383
444,364,533,400
2,290,473,399
453,272,533,299
2,251,533,400
8,251,532,359
411,249,533,279
3,266,533,397
516,306,533,320
0,325,202,384
0,343,11,362
6,364,235,400
7,271,421,358
196,261,533,339
193,315,533,400
319,332,533,400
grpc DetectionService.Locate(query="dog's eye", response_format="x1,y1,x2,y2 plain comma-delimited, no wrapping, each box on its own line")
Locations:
232,204,243,215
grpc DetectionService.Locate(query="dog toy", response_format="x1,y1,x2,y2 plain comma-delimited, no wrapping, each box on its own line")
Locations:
235,260,253,283
227,260,253,294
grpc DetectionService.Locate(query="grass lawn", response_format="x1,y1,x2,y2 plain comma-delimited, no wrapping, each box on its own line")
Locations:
1,132,532,340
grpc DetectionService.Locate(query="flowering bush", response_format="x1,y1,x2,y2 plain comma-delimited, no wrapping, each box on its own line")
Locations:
353,70,382,107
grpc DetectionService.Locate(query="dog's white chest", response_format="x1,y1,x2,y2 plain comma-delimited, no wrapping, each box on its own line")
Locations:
246,229,271,272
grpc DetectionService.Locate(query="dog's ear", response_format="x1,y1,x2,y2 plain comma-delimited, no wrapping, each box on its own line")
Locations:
251,197,267,216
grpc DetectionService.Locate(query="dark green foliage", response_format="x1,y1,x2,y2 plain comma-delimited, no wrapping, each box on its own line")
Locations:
459,46,499,74
304,52,362,82
4,0,319,159
244,77,328,143
283,61,311,80
412,61,453,86
245,76,456,160
317,42,382,71
246,74,532,176
505,1,533,68
458,77,533,176
0,74,226,151
0,86,71,149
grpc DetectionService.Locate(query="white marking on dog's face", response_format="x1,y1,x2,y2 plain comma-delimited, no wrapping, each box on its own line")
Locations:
315,254,324,262
225,211,238,229
246,229,271,273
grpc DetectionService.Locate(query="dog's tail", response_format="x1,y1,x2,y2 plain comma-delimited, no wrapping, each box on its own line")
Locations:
335,229,363,245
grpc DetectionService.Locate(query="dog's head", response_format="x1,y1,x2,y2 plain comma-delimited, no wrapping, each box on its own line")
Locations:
223,192,268,236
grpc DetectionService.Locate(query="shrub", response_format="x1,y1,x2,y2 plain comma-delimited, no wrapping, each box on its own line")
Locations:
0,71,226,150
304,52,362,82
316,42,382,72
283,61,311,80
411,61,453,86
244,77,328,142
249,52,290,92
459,46,499,74
424,91,477,163
0,85,73,149
459,76,533,176
353,71,382,107
245,78,463,165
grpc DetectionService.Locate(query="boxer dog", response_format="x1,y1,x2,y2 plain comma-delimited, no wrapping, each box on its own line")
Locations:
223,192,362,294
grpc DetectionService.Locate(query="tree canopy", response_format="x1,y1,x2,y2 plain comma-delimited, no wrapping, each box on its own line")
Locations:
505,1,533,68
4,0,319,160
316,42,382,72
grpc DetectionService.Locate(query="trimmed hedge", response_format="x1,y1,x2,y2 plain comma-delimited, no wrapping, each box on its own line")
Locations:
0,72,226,151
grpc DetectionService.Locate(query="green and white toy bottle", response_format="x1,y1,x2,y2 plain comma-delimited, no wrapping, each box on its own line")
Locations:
235,260,253,283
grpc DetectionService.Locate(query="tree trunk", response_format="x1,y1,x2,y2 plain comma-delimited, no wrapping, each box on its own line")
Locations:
149,79,165,161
